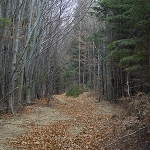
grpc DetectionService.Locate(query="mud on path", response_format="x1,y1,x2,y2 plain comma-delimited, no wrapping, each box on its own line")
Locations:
0,92,123,149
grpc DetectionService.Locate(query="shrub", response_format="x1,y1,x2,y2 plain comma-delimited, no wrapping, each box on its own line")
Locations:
66,84,83,97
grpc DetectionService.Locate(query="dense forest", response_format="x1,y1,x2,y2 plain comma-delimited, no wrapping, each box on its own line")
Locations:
65,0,150,101
0,0,150,113
91,0,150,100
0,0,75,113
0,0,150,149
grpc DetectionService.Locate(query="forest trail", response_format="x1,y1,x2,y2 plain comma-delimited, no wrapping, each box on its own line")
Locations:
0,92,134,150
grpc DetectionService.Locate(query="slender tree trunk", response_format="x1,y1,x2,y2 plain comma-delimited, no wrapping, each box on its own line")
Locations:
104,55,108,98
148,32,150,77
18,69,24,106
93,42,96,90
78,19,81,85
101,60,104,95
127,72,130,97
88,47,92,86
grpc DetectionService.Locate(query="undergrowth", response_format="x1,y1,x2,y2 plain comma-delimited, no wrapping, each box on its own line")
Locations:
66,84,83,97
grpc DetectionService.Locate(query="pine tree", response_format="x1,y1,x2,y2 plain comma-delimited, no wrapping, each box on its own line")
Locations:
92,0,150,98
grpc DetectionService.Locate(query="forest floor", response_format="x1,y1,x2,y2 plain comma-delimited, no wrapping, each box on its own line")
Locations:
0,92,149,150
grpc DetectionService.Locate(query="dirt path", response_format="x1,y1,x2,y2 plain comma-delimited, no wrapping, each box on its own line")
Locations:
0,92,123,150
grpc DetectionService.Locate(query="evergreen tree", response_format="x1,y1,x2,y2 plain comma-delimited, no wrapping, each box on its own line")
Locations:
92,0,150,98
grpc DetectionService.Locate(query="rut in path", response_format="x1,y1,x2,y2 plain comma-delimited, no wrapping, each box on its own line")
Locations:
2,92,123,149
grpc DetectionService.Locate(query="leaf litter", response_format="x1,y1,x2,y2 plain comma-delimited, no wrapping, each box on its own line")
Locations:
3,92,144,149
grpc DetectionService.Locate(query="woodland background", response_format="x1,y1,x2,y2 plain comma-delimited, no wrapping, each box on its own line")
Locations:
0,0,150,114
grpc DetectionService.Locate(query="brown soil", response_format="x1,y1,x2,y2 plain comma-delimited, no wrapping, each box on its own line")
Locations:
0,92,148,149
0,98,70,150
